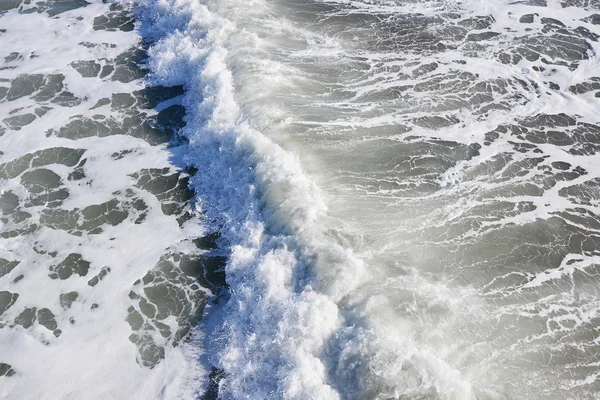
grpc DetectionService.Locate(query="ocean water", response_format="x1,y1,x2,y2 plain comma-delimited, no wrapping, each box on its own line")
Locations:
2,0,600,399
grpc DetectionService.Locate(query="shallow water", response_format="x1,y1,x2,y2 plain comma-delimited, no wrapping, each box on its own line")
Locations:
0,1,223,398
3,0,600,399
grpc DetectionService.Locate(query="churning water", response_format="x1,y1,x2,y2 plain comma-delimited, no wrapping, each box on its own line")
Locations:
2,0,600,399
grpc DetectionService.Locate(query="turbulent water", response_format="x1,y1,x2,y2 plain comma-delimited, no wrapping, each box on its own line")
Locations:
2,0,600,398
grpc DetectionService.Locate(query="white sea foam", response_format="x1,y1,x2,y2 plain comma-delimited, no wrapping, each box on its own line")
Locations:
0,1,206,399
139,0,372,397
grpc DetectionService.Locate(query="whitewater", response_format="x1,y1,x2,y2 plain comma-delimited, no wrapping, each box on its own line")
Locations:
2,0,600,398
